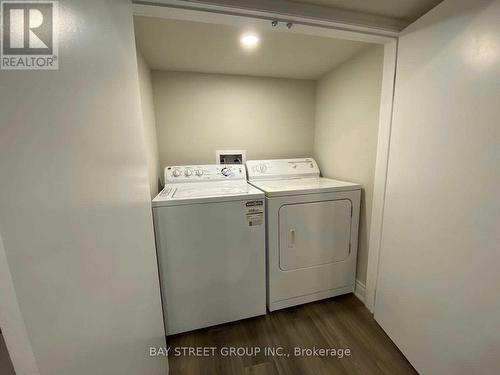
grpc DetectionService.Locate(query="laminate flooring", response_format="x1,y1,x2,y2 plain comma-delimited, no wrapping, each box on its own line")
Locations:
167,294,417,375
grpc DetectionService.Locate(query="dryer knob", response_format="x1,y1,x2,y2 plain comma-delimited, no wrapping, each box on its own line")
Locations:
172,169,182,177
195,169,203,176
221,167,232,177
184,169,192,177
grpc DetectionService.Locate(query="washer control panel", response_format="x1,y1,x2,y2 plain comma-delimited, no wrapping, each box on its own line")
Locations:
246,158,320,181
165,164,246,183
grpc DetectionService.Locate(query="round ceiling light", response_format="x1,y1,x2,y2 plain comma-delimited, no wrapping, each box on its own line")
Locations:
240,33,260,48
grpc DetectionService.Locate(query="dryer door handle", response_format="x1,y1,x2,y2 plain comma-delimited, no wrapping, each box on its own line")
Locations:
288,229,296,248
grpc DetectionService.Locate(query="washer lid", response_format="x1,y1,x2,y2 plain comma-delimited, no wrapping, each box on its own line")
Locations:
249,177,360,197
152,181,264,207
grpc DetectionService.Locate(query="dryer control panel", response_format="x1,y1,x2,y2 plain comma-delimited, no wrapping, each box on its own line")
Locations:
165,164,246,184
246,158,320,181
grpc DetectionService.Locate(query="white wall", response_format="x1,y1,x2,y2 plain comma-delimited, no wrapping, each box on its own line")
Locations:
0,1,167,374
313,45,384,285
374,0,500,374
152,71,316,171
137,52,161,197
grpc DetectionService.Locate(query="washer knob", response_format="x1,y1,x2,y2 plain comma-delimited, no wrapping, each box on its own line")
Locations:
184,169,192,177
221,167,232,177
257,164,267,173
195,169,203,176
172,169,181,177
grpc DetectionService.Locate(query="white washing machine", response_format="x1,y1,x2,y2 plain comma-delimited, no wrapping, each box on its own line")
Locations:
246,158,361,311
152,164,266,335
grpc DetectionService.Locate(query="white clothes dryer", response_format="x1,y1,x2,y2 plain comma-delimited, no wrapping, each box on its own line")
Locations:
247,158,361,311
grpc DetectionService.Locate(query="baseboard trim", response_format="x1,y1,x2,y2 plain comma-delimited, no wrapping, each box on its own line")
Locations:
354,279,366,303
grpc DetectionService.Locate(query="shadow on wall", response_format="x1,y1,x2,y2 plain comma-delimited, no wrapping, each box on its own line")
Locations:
313,44,385,285
357,188,369,279
0,331,15,375
157,177,163,194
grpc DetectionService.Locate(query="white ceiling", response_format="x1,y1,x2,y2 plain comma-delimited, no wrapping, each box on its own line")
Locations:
134,16,373,80
282,0,443,22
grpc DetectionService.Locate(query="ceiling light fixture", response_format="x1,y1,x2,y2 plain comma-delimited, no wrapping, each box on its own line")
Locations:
240,33,259,48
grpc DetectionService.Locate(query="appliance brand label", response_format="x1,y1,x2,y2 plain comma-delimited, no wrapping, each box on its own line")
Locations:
245,200,263,207
246,213,263,226
245,200,263,226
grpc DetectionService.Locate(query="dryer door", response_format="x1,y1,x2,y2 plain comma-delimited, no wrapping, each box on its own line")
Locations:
279,199,352,271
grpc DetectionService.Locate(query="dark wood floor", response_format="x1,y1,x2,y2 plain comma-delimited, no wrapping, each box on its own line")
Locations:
167,294,417,375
